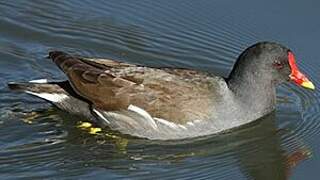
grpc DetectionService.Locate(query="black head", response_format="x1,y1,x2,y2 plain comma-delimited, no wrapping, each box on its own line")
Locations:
228,42,315,90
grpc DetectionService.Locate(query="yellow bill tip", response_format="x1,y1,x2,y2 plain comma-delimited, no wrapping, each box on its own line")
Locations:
301,81,315,90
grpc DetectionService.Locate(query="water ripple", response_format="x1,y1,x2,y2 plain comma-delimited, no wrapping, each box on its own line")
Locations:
0,0,319,179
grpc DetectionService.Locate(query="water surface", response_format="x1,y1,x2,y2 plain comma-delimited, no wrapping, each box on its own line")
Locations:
0,0,319,179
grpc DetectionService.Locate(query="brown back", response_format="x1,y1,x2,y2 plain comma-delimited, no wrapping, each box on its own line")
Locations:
49,51,216,124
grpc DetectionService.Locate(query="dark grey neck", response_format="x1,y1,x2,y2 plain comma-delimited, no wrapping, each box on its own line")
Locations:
227,51,277,115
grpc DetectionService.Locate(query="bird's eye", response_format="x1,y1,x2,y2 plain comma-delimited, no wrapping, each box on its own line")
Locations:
272,60,283,69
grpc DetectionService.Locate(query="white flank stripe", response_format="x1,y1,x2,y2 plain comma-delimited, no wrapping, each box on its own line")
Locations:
25,91,68,103
93,109,110,124
194,120,201,123
187,121,194,126
29,79,48,83
154,118,179,129
128,104,158,129
178,125,187,130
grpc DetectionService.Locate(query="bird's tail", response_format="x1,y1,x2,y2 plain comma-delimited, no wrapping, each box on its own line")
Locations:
8,79,62,94
8,79,93,119
7,79,73,102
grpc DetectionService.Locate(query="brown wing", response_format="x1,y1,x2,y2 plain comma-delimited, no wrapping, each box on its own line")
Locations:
49,51,215,124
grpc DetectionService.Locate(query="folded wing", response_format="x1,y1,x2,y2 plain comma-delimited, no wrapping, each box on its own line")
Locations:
49,51,214,124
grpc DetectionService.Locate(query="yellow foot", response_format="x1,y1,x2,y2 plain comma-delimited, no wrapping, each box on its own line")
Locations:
89,127,102,134
77,122,92,128
22,112,40,124
77,121,102,135
105,132,129,152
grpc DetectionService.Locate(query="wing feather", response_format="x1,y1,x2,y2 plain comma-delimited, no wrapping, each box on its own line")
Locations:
48,51,216,124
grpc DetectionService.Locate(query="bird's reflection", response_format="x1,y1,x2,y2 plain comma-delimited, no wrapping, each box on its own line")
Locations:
24,109,310,180
228,113,310,180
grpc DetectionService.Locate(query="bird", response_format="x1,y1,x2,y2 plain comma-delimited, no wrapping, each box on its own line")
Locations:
8,42,315,140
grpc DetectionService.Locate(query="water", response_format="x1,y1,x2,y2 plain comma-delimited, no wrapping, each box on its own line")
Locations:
0,0,319,179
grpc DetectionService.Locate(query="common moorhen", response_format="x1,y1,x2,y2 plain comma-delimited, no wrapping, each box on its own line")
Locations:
8,42,315,140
